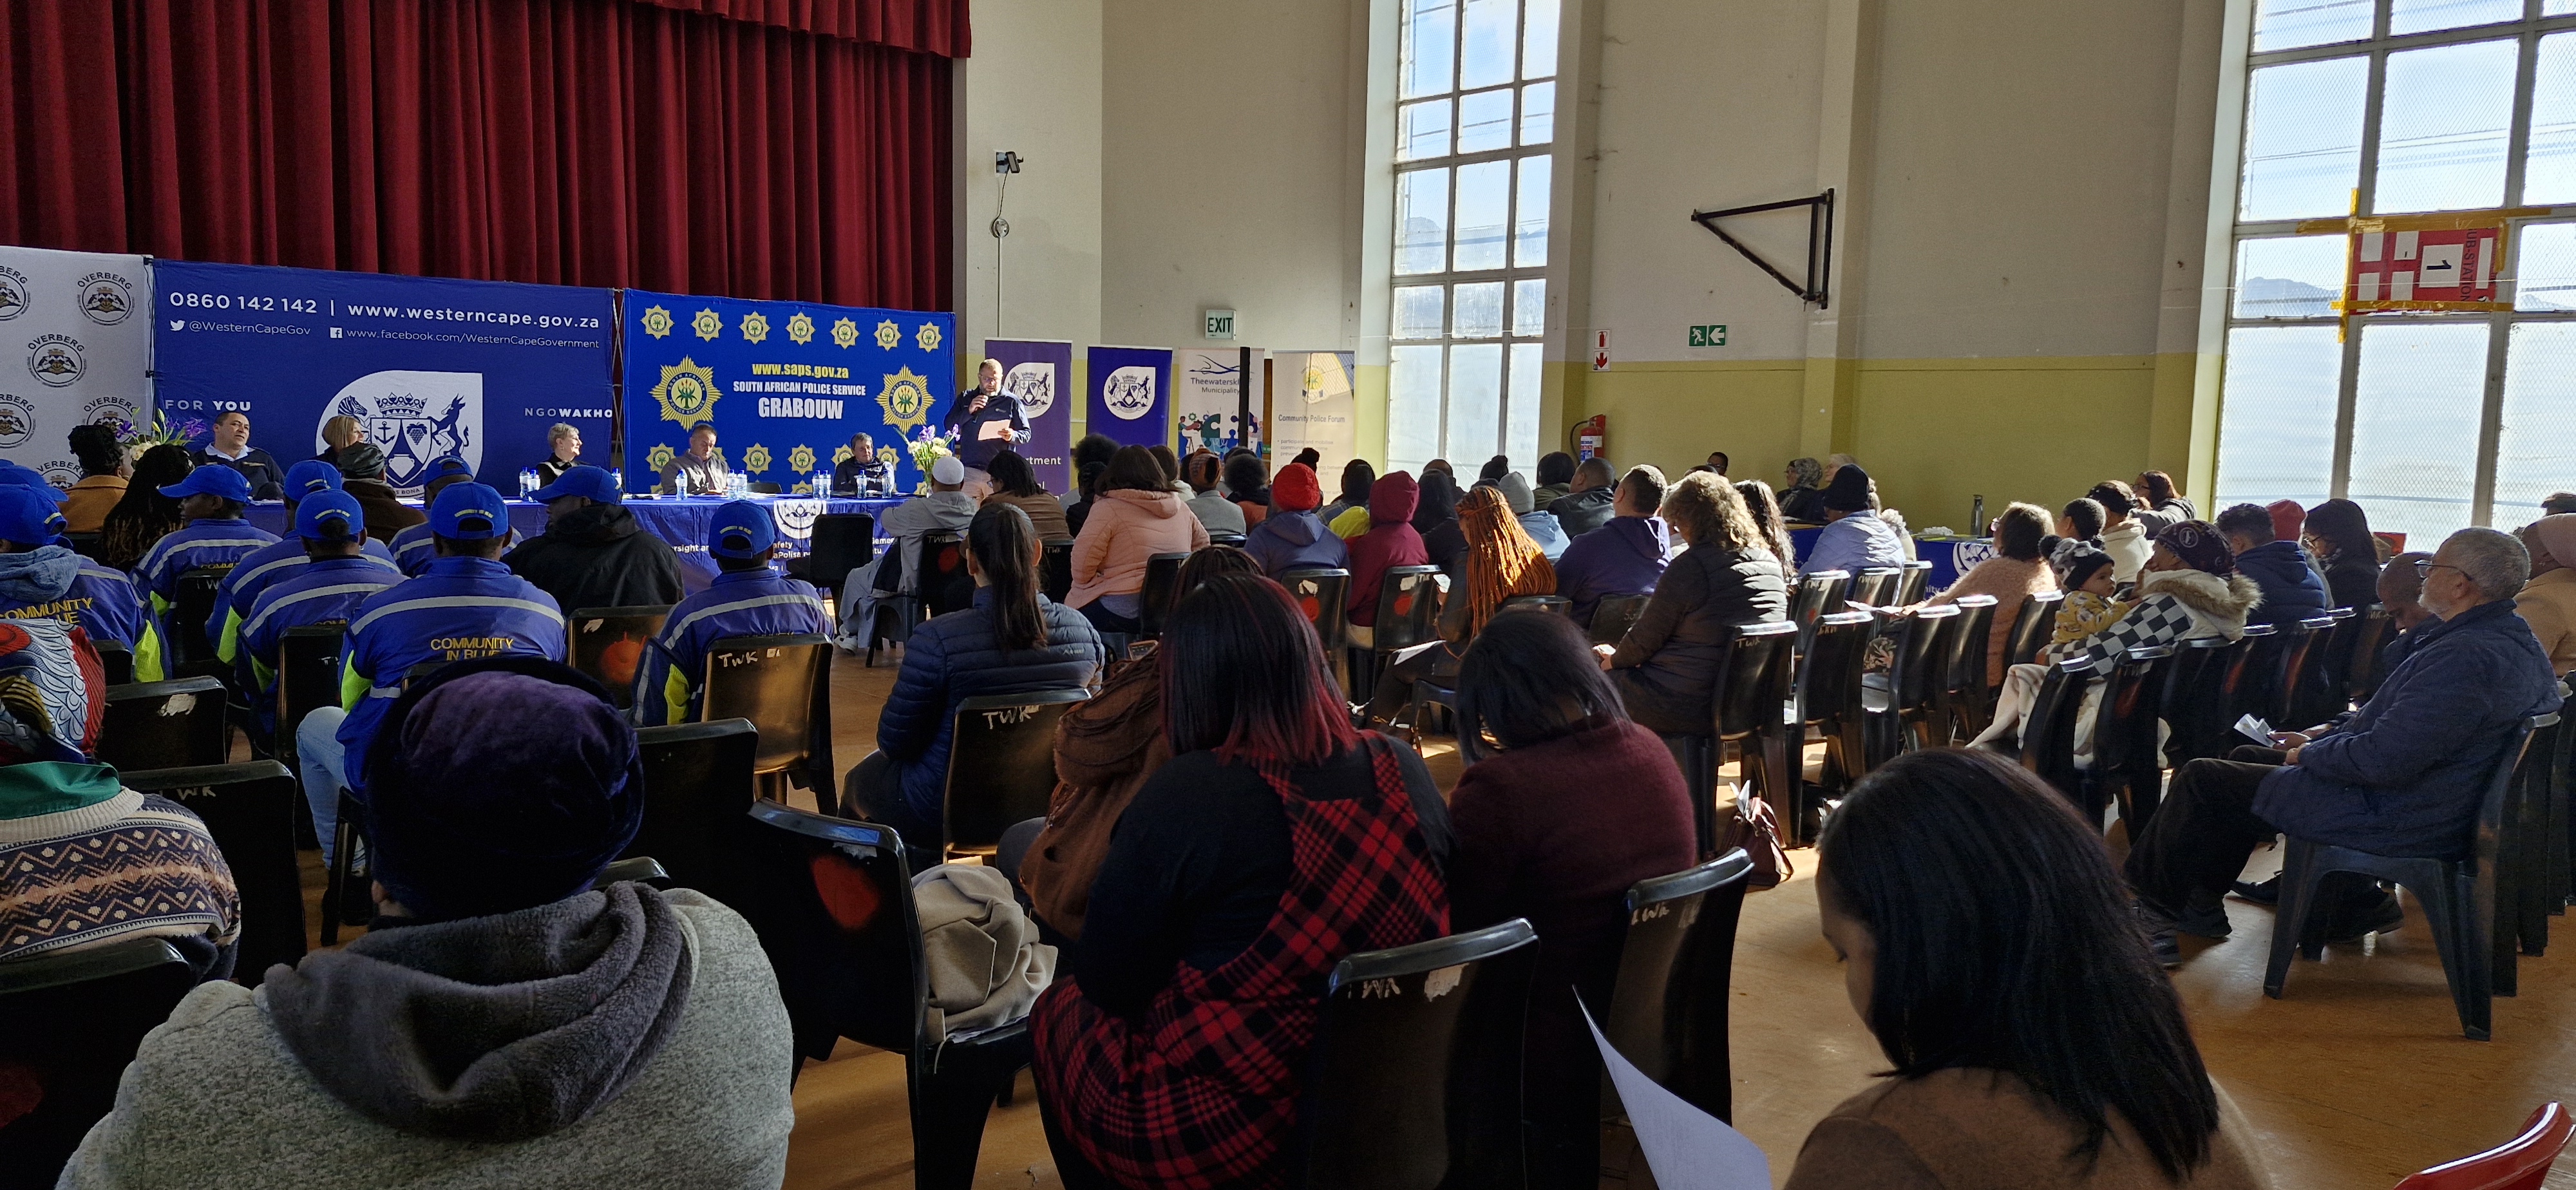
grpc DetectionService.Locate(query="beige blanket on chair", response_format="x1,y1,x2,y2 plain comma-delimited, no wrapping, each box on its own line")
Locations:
913,863,1056,1040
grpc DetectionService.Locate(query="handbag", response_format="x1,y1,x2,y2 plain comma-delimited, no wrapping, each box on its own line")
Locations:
1718,789,1794,891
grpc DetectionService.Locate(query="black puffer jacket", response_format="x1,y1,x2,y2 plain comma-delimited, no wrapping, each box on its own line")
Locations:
876,589,1106,825
1607,544,1788,735
506,503,685,614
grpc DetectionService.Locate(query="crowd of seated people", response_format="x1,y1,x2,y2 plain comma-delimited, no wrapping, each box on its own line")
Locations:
14,427,2576,1190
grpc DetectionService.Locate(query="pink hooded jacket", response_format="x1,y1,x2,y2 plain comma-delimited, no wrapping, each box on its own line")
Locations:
1066,487,1211,608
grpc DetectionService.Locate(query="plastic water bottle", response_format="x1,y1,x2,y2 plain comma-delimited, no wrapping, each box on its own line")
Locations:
609,468,623,493
520,468,538,498
1969,495,1987,538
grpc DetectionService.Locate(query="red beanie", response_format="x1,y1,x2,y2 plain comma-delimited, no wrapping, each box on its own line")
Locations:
1273,462,1322,512
2266,499,2306,542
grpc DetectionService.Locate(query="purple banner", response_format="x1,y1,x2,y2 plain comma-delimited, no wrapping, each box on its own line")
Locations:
1086,345,1171,451
982,339,1075,495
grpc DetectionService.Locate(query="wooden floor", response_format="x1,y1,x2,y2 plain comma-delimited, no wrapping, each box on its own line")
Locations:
294,648,2576,1190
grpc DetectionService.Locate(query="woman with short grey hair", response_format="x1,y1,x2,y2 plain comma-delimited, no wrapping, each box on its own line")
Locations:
537,422,584,486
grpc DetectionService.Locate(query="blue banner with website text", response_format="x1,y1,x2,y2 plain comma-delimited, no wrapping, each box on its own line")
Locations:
621,289,956,496
151,261,616,493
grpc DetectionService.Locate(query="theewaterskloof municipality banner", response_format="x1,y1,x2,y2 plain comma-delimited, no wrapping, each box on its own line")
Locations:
622,288,956,495
0,246,152,487
152,261,614,493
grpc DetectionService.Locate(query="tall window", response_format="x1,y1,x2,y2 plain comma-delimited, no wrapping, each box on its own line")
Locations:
1387,0,1558,474
2216,0,2576,544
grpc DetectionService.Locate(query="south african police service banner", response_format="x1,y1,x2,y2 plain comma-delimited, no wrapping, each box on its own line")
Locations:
1086,345,1171,450
153,261,614,493
621,289,956,496
0,246,151,489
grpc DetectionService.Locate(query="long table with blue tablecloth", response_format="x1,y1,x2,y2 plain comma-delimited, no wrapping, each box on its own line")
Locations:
246,495,905,596
1786,527,1991,592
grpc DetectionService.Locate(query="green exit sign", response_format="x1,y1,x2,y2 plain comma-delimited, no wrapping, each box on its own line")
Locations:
1689,325,1728,347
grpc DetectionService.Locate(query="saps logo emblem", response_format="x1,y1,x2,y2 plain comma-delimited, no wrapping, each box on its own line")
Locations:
640,305,675,339
76,272,135,325
652,357,722,429
325,370,483,490
876,366,933,435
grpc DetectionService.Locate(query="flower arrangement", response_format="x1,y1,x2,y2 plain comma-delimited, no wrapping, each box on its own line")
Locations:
907,426,953,493
115,410,207,461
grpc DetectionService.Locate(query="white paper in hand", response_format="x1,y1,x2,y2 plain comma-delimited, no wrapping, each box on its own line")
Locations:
2233,712,2273,746
1582,1000,1771,1190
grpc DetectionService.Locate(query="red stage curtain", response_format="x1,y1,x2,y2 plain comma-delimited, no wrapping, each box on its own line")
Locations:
0,0,958,311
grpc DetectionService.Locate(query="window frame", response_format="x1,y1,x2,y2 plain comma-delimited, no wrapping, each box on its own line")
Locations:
2218,0,2576,530
1390,0,1558,471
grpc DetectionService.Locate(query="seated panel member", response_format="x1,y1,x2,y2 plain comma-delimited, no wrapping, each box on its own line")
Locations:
133,464,278,664
188,410,284,502
296,482,565,871
237,491,405,739
509,464,685,614
390,457,522,576
0,485,158,677
832,431,892,496
658,425,731,496
535,421,586,486
634,500,830,726
209,461,397,670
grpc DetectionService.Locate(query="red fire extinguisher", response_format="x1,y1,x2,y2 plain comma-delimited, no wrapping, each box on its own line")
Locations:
1572,414,1607,462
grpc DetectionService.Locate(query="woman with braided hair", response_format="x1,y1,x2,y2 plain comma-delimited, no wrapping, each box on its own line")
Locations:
1361,483,1556,724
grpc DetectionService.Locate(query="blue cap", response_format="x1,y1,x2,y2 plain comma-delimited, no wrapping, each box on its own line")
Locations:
431,482,510,540
295,490,365,542
0,486,67,547
283,460,345,501
157,465,254,504
423,457,473,485
0,464,69,504
709,500,777,560
529,464,621,505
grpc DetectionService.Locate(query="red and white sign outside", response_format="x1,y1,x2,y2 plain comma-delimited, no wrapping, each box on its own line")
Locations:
2346,225,2505,312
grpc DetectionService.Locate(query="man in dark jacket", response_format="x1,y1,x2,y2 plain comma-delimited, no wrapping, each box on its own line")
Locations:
2216,502,2324,627
1548,457,1620,538
508,465,684,614
336,443,428,545
2127,527,2563,967
190,411,285,501
1551,466,1672,625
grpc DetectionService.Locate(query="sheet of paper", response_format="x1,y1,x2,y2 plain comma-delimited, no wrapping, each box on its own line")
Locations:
2234,712,2273,746
1582,1001,1771,1190
977,418,1014,442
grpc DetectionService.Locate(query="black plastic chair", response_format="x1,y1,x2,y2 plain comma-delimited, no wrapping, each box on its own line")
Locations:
2090,646,2176,833
942,690,1090,859
2265,713,2555,1041
1935,594,2000,744
2222,622,2293,729
321,790,370,945
1659,621,1798,858
568,605,673,711
2159,635,2239,766
1346,565,1443,701
119,761,306,981
730,804,1030,1190
274,625,345,744
1207,531,1248,548
591,855,672,889
863,539,914,668
64,531,104,560
2344,606,2395,703
748,480,783,495
0,937,200,1185
1135,552,1192,639
2278,613,2342,728
1788,610,1874,844
1848,567,1902,608
166,566,231,676
703,633,835,808
1293,919,1540,1190
1894,559,1934,606
1282,568,1353,653
1861,603,1960,767
920,534,976,618
1603,850,1752,1119
2002,589,2064,669
1588,592,1653,647
2018,656,2098,815
629,718,759,905
2496,712,2564,981
799,512,876,597
97,677,228,772
92,640,133,686
1040,538,1075,603
1499,594,1571,616
1787,571,1848,643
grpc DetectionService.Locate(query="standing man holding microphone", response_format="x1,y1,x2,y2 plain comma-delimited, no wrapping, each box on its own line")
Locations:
943,357,1028,497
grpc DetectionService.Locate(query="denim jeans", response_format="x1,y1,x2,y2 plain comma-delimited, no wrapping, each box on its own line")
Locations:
297,706,352,869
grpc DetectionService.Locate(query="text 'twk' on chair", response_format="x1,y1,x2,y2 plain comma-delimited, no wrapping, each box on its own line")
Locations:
2265,713,2556,1041
1598,850,1756,1184
1293,918,1539,1190
118,760,307,981
567,604,673,712
0,938,200,1188
729,804,1029,1190
701,632,836,810
942,690,1090,860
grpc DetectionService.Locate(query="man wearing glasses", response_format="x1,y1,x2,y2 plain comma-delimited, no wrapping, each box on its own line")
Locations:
2123,526,2563,968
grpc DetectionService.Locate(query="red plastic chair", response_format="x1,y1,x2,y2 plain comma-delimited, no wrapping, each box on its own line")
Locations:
2394,1104,2571,1190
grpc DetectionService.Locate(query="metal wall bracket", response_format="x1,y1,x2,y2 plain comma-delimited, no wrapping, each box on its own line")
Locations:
1690,189,1835,309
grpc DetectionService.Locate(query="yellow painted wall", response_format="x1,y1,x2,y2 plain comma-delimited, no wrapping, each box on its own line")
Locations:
1566,359,1806,486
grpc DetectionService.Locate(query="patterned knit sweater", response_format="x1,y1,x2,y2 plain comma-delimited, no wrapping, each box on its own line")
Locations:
0,762,239,963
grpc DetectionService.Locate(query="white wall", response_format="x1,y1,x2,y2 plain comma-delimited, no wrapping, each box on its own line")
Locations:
956,0,1106,373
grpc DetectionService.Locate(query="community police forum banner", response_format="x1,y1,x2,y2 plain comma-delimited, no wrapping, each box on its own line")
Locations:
621,289,958,495
153,261,615,493
0,246,153,487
